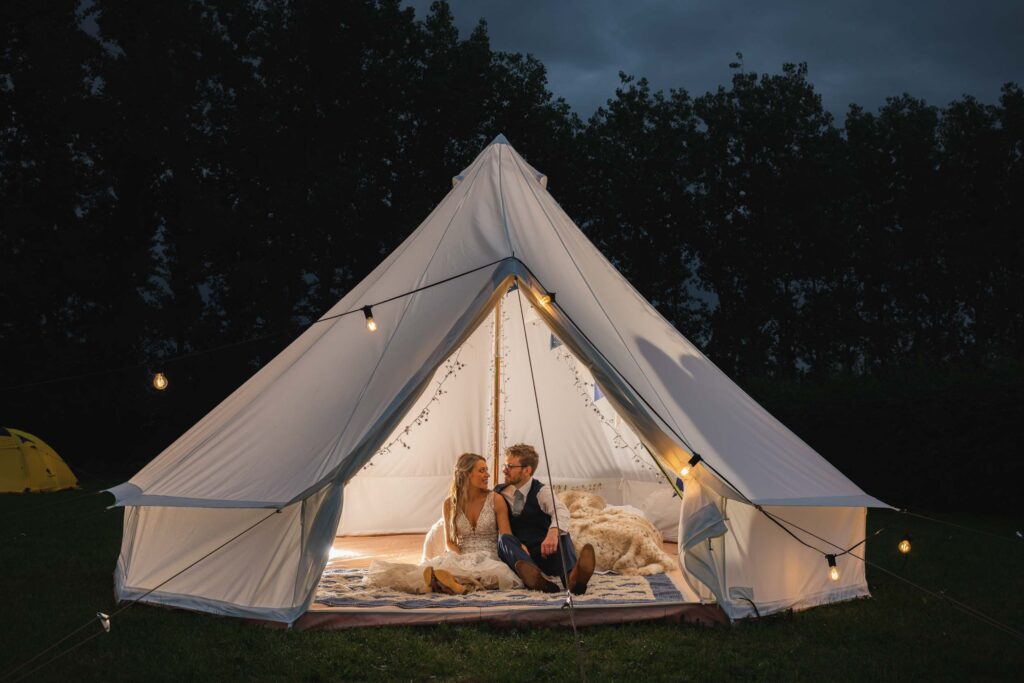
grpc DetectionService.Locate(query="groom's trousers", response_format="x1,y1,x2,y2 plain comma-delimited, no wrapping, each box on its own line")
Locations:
498,532,578,586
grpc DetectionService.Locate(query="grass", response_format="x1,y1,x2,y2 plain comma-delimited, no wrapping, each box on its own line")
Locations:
1,485,1022,682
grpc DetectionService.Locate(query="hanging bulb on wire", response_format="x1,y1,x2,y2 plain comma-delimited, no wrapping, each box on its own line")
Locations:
680,453,701,479
898,536,912,554
826,554,839,581
152,372,168,391
539,292,555,307
362,305,377,332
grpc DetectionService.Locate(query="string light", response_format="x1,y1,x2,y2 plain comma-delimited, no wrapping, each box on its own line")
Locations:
152,372,168,391
539,292,556,307
680,453,702,479
826,554,839,581
362,305,377,332
898,535,912,554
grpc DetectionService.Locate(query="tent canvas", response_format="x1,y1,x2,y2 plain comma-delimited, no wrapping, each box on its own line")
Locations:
106,136,889,625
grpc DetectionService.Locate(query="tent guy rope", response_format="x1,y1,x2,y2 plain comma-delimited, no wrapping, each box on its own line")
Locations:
2,508,282,682
898,509,1024,546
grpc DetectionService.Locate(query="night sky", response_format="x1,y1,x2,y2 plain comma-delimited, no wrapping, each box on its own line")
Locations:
406,0,1024,118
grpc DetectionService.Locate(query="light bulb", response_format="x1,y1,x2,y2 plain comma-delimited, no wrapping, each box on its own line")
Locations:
540,294,551,305
152,372,168,391
898,537,912,554
362,305,377,332
681,453,701,479
826,554,839,581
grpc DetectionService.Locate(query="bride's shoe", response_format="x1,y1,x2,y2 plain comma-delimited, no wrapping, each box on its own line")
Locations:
431,568,467,595
423,567,436,593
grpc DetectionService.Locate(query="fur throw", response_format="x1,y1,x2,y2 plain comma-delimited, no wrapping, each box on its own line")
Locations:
558,490,676,576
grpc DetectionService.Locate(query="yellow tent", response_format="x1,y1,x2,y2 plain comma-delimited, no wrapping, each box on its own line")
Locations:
0,427,78,493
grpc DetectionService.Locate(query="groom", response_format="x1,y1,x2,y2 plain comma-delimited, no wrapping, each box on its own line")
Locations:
496,443,595,594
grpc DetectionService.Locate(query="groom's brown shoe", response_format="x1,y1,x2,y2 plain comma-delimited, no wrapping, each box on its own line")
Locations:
515,561,560,593
568,544,596,595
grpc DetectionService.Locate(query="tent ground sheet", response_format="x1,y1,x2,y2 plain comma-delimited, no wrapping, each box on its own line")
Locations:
296,535,726,629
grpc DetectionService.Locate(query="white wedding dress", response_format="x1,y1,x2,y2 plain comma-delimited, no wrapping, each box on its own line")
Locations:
364,493,523,593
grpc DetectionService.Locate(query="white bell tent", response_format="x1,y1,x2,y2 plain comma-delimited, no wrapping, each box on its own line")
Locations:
107,135,889,625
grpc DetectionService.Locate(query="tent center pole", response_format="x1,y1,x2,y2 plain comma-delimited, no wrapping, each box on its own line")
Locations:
492,297,502,486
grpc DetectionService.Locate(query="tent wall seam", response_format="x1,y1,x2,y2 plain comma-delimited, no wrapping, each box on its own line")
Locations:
497,144,514,257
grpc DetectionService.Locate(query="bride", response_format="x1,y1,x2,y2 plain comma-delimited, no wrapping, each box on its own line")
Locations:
364,453,523,594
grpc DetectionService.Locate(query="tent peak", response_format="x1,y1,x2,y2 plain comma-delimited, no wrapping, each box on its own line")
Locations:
453,134,547,188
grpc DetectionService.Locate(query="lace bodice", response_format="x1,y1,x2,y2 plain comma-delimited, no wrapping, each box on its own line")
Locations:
456,493,499,559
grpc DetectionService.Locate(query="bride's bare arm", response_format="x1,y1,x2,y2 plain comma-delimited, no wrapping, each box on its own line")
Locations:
493,492,513,536
442,498,460,553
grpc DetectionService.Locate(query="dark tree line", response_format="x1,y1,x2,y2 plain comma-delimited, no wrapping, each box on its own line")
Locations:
574,66,1023,377
2,2,1021,477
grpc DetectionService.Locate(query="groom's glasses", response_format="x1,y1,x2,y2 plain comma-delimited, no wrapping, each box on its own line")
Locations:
502,464,525,471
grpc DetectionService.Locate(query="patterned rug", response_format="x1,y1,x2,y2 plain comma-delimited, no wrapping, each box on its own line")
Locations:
314,569,682,609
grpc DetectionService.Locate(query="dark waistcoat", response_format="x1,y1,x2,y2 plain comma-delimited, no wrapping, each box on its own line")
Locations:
498,479,551,548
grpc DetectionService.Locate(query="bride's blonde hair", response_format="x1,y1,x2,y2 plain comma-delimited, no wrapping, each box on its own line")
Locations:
446,453,486,545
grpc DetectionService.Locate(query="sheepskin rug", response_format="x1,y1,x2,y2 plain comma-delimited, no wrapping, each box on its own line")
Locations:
558,490,677,576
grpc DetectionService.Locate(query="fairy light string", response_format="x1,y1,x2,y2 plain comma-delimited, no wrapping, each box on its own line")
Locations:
551,345,661,477
360,353,468,469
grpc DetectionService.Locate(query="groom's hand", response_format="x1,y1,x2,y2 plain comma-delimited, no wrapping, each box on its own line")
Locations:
540,528,559,558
